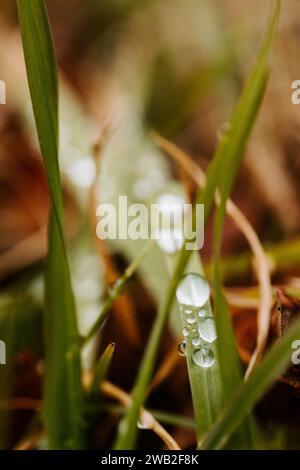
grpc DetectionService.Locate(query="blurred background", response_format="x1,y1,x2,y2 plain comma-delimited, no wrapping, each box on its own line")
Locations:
1,0,300,450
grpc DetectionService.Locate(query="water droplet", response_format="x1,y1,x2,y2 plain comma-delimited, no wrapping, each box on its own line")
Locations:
184,308,193,315
197,308,207,318
178,341,187,356
66,157,96,188
192,347,215,368
186,315,196,325
155,228,184,254
198,317,217,343
176,273,210,308
156,194,185,220
137,421,151,430
192,335,201,347
182,327,189,337
153,193,186,254
217,122,231,141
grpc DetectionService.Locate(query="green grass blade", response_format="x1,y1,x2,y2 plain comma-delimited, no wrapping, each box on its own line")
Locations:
17,0,84,449
164,250,224,442
200,316,300,449
113,1,280,450
88,342,115,399
179,277,224,441
17,0,63,223
211,0,281,446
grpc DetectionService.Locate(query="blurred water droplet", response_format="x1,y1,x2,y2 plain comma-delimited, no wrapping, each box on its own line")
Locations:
186,315,196,325
198,317,217,343
155,228,184,254
197,308,207,318
176,273,210,308
182,327,189,337
154,193,186,254
192,335,201,347
156,194,185,220
137,421,151,430
192,347,215,368
67,157,96,188
178,341,187,356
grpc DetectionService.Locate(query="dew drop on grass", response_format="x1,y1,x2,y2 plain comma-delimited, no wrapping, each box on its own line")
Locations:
182,327,189,337
178,341,187,356
191,335,201,347
198,317,217,343
155,228,184,254
154,193,186,254
176,273,210,308
197,308,207,318
185,308,193,315
186,315,196,325
156,193,185,220
192,347,215,368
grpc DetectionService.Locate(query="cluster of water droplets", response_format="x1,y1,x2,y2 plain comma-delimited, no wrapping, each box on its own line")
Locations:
176,273,217,369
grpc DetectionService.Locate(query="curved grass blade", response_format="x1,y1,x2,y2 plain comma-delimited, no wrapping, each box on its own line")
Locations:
17,0,84,448
211,0,280,444
113,0,280,450
211,0,281,447
200,315,300,449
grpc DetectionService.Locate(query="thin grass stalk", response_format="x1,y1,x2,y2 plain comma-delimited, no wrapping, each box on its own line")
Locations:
17,0,84,448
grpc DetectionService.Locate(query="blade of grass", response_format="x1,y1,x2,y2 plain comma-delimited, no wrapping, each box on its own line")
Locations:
212,0,280,414
179,277,224,440
162,249,224,441
88,342,115,399
17,0,84,448
113,0,280,450
200,315,300,449
211,0,280,447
